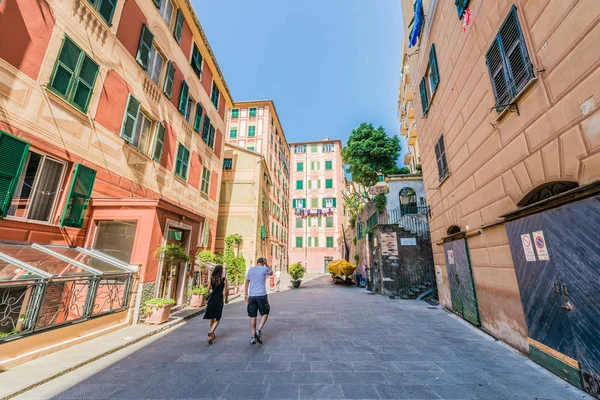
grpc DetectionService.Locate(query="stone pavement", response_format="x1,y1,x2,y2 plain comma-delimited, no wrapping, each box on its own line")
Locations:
14,277,592,400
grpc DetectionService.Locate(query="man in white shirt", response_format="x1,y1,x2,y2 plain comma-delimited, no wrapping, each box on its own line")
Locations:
275,269,281,292
245,258,273,344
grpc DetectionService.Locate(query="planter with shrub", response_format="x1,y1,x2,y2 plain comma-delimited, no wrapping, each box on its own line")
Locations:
289,262,306,288
188,286,208,307
143,298,176,325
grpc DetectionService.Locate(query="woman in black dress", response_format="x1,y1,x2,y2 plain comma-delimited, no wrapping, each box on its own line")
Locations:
203,265,228,344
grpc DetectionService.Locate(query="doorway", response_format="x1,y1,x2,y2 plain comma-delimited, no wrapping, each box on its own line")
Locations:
443,238,480,326
324,257,333,273
157,221,192,305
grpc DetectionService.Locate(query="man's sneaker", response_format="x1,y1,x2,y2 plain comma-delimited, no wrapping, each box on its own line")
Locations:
251,336,257,345
256,330,263,344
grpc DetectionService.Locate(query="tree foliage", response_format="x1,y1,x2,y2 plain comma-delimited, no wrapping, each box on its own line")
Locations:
342,123,402,187
397,166,411,175
224,234,245,286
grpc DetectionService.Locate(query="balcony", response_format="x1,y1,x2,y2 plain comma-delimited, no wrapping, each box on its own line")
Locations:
400,123,408,137
404,149,413,165
405,88,413,102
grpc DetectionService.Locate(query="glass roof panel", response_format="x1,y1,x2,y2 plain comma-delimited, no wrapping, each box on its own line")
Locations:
44,246,130,274
0,243,92,278
0,259,42,282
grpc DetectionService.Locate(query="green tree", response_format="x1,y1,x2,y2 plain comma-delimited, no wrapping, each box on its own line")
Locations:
342,123,401,187
396,166,411,175
224,234,245,286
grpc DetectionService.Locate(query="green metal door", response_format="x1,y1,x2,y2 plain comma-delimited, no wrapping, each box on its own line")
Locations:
444,238,480,326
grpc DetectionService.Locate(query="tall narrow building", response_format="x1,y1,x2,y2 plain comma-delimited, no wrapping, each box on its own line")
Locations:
221,101,290,271
289,139,344,273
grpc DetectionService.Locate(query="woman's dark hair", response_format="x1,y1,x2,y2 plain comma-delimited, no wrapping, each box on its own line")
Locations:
211,265,224,287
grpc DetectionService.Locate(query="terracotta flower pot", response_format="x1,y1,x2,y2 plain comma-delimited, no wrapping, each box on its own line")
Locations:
144,305,173,325
189,294,205,308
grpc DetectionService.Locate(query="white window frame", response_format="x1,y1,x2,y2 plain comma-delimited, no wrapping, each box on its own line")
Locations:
132,109,153,154
201,167,210,194
159,0,175,28
185,95,195,124
325,198,334,208
323,143,334,152
148,43,165,86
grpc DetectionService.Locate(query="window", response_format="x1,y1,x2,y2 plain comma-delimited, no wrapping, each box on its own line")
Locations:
223,158,233,170
49,36,99,113
260,226,268,240
323,197,337,208
229,128,237,138
147,44,164,85
93,220,137,263
296,237,302,248
326,216,333,228
152,123,166,163
325,179,333,189
325,160,332,170
174,144,190,180
210,81,220,109
311,144,317,153
326,237,334,248
248,126,256,137
296,162,303,171
7,150,66,223
357,222,363,240
173,8,184,43
163,61,175,98
419,44,439,116
202,115,215,148
486,7,534,111
247,146,254,151
292,198,306,208
136,25,154,71
120,95,152,153
311,198,318,208
193,103,203,133
231,109,239,119
296,218,302,228
435,135,449,182
178,81,189,115
294,145,306,154
249,108,257,118
190,43,203,78
158,0,174,27
456,0,470,19
60,164,96,228
317,179,321,189
88,0,117,25
322,143,334,152
296,180,303,190
185,96,195,124
201,167,210,194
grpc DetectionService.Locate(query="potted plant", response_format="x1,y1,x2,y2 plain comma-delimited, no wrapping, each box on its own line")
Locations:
289,262,306,288
155,243,190,281
143,298,176,325
189,286,208,307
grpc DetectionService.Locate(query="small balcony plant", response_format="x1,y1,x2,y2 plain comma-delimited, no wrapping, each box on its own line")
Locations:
289,262,306,288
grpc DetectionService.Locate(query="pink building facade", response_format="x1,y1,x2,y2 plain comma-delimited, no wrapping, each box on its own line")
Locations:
289,139,344,273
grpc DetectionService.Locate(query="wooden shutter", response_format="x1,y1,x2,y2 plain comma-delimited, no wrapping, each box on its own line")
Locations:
191,43,202,78
153,123,165,162
429,44,439,91
208,125,215,148
136,25,154,70
322,198,326,208
174,9,184,43
193,103,203,133
163,62,175,98
50,37,82,98
435,136,448,181
0,132,30,218
97,0,117,24
332,197,337,208
202,115,211,144
419,77,429,115
120,95,140,143
178,81,189,115
486,38,510,107
203,220,209,246
72,55,99,112
60,164,96,228
499,7,532,97
292,199,296,208
152,0,161,9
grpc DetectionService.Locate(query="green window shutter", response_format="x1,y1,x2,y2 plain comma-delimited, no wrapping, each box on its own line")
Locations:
357,222,363,240
308,180,312,189
419,77,429,115
311,198,318,208
174,9,184,43
249,108,257,118
248,126,256,137
326,217,333,227
317,179,321,189
175,144,190,179
163,61,175,98
203,220,210,246
60,164,96,228
325,160,332,170
71,55,99,112
120,95,140,143
322,198,326,208
50,37,82,99
301,198,306,208
297,162,303,171
292,199,296,208
456,0,470,18
499,8,533,99
152,123,165,162
231,109,239,118
311,144,317,153
296,180,303,190
152,0,161,8
310,161,314,170
325,179,333,189
202,115,211,144
296,237,302,248
230,128,237,138
136,25,154,70
308,237,312,247
326,237,333,248
193,103,203,133
191,43,203,78
318,217,322,227
93,0,117,25
211,82,220,108
0,132,30,218
314,237,318,247
178,81,189,115
429,44,440,91
332,197,337,208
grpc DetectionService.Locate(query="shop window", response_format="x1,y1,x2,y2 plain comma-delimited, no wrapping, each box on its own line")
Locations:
93,220,137,263
173,8,184,43
163,61,175,98
174,143,190,180
190,43,203,79
201,167,210,194
152,123,166,163
88,0,117,25
7,151,66,223
49,36,99,113
60,164,97,228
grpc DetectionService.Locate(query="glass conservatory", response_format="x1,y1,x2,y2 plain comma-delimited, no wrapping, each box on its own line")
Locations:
0,242,137,342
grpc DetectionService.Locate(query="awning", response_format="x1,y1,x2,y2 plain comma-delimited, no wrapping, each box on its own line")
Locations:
0,242,137,283
409,0,424,48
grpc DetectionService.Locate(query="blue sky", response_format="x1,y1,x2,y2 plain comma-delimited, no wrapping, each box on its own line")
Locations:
195,0,406,162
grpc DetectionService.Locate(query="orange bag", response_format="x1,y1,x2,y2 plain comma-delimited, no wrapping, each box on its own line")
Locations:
269,276,275,288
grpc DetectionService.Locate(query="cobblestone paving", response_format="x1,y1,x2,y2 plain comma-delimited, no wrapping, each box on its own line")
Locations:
32,277,592,399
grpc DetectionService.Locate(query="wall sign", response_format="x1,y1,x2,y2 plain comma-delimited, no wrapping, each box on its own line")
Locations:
520,234,536,262
400,238,417,246
447,249,455,265
532,230,550,261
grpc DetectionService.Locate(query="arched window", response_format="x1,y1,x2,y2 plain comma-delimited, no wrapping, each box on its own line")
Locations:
399,187,417,214
447,225,461,235
518,181,579,207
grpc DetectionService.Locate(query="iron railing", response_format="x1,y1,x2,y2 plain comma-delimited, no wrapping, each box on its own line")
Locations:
365,207,431,239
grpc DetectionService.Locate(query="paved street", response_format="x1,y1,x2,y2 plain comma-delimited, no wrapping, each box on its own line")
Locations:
16,277,590,400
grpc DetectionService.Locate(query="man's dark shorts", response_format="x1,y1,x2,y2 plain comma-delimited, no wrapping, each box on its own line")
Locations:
247,295,270,317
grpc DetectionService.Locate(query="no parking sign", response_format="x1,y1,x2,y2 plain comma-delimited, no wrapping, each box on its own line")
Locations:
532,230,550,261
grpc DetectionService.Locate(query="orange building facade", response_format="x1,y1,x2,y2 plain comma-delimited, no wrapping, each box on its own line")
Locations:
0,0,232,354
